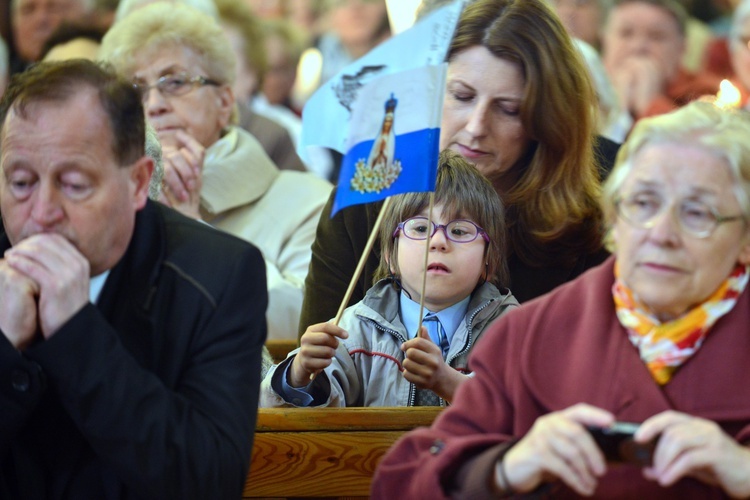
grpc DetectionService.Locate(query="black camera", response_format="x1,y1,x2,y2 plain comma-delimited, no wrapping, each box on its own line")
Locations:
586,422,656,467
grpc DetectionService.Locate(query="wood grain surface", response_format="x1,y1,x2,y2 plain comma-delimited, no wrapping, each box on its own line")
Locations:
244,407,442,499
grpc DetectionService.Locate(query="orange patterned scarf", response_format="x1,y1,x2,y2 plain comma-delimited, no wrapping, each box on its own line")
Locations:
613,263,748,385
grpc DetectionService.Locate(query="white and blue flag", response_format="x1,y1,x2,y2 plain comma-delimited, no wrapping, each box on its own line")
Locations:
299,2,463,215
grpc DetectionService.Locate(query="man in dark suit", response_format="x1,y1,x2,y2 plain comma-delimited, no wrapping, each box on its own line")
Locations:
0,60,267,499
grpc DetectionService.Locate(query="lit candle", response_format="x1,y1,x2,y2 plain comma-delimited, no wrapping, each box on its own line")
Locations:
715,79,741,109
292,48,323,107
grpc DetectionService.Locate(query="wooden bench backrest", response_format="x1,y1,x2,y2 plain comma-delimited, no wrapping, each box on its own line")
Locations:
265,340,298,364
244,407,442,499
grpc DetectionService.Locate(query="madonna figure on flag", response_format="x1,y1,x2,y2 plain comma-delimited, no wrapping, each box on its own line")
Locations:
352,93,402,194
367,93,398,172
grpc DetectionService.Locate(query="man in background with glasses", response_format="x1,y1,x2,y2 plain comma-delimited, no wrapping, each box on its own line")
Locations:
260,150,519,409
601,0,720,126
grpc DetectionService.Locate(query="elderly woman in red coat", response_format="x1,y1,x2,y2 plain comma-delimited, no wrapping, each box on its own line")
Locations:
372,100,750,498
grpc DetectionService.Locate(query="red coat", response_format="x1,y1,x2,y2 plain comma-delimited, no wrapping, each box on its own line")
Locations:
372,257,750,499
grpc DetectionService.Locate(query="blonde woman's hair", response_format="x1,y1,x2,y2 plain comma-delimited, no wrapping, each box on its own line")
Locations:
100,2,235,86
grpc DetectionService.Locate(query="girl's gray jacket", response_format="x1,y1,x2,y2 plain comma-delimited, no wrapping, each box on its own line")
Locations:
260,279,519,408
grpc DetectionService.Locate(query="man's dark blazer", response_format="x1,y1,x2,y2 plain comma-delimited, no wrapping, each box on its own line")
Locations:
0,200,267,499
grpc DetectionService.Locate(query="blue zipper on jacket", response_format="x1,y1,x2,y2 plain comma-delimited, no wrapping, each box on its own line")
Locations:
446,299,494,366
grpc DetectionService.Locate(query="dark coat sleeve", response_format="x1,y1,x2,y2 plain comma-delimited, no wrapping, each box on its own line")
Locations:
298,189,382,337
0,337,46,455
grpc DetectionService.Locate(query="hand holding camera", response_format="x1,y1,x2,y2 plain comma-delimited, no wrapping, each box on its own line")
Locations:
501,407,750,497
586,421,658,467
499,405,662,496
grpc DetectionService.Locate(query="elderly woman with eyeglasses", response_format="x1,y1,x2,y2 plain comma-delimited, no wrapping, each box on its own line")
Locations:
99,3,332,341
372,101,750,498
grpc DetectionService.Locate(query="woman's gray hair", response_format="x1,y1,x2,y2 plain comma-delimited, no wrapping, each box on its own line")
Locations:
100,2,235,85
145,122,164,200
602,101,750,241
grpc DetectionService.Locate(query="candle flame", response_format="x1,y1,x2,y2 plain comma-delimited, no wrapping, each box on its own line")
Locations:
715,79,741,109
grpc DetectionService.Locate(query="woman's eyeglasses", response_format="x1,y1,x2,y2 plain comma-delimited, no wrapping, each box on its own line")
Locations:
615,192,745,239
133,73,221,102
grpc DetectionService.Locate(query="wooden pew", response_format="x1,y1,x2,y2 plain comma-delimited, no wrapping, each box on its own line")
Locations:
244,407,443,499
265,339,298,364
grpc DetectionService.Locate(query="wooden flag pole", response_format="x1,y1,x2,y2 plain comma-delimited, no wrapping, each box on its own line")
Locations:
333,196,393,325
416,192,435,336
310,196,393,382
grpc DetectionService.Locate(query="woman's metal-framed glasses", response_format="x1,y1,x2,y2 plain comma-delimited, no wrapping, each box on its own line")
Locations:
133,73,221,102
615,192,745,239
393,216,490,243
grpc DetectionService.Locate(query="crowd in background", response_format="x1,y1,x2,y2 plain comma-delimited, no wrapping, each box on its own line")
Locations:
3,0,750,497
2,0,750,145
0,0,747,152
0,0,394,172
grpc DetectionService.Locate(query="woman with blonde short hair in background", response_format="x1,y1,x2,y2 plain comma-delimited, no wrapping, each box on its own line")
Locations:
100,3,332,341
